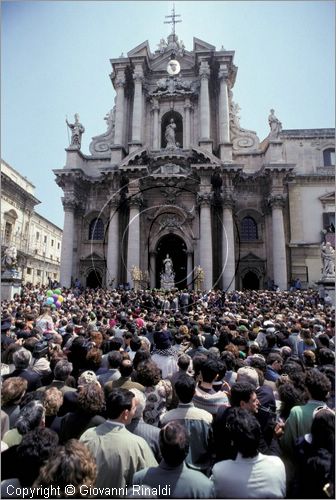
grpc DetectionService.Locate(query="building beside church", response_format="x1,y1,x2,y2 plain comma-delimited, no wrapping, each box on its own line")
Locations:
54,30,335,291
1,159,62,286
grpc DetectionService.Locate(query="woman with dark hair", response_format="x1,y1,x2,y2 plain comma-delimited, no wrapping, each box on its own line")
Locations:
294,408,335,498
136,361,172,426
1,377,28,428
33,440,97,497
59,382,105,443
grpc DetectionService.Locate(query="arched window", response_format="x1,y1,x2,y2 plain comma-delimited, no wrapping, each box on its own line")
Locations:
323,148,335,166
241,216,258,240
89,218,104,240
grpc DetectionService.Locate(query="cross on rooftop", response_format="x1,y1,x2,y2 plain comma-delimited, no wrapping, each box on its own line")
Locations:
164,4,182,37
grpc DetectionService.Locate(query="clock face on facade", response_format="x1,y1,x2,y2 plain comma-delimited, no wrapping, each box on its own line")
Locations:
167,59,181,75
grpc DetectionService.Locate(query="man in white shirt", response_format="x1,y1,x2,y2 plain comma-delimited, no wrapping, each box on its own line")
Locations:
211,408,286,498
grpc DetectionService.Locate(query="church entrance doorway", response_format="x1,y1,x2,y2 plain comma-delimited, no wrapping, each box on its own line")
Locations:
155,234,187,289
86,270,102,288
242,271,260,290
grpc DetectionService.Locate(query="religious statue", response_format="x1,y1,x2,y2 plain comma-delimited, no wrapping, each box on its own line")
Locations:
66,113,85,148
160,254,175,290
268,109,282,139
163,254,173,275
165,119,177,148
2,245,18,270
321,242,335,278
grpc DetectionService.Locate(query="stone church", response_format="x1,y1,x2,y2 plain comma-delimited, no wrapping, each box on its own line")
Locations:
54,29,335,291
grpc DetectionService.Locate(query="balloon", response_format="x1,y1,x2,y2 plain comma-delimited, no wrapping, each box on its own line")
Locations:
54,289,61,295
46,297,54,305
56,301,62,308
46,290,53,297
57,296,64,303
53,294,58,300
51,304,56,310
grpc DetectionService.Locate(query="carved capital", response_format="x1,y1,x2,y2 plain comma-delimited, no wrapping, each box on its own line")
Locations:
199,61,210,80
197,192,213,207
62,196,77,211
133,72,144,84
109,194,120,209
218,65,229,81
115,77,125,89
268,194,286,209
221,194,235,210
128,193,143,208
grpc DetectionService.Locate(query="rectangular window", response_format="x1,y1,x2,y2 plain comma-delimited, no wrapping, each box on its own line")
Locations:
44,235,47,243
51,239,54,246
57,242,60,249
50,255,53,260
37,269,41,276
36,231,40,240
26,267,32,275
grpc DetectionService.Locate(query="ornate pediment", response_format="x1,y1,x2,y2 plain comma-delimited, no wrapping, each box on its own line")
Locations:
193,37,216,52
81,252,104,261
150,75,195,97
240,252,265,262
127,40,151,59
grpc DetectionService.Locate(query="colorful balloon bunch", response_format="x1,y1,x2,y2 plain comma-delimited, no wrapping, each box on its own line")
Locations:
45,288,64,309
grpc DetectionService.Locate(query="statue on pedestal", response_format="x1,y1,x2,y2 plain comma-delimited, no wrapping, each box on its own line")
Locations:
268,109,282,139
321,242,335,278
160,254,175,290
66,113,85,148
165,119,177,149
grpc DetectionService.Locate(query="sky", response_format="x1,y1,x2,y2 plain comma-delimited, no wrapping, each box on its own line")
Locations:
1,0,335,229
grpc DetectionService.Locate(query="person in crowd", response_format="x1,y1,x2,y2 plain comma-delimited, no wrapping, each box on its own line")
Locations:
2,400,45,448
160,373,213,474
105,359,145,395
136,361,172,426
1,377,27,428
2,348,42,392
97,350,122,386
43,387,63,433
59,382,105,443
132,421,215,498
126,388,161,463
80,388,157,489
33,439,97,497
192,356,229,415
211,408,286,498
1,427,59,488
265,352,283,382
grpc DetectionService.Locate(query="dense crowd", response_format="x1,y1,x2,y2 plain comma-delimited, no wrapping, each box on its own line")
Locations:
1,284,335,498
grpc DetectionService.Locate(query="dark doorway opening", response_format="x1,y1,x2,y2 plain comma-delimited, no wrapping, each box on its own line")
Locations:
156,234,187,289
86,270,102,288
161,111,183,149
242,271,260,290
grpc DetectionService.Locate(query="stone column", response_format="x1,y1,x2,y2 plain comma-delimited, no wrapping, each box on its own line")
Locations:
219,67,230,141
152,99,160,150
113,76,125,146
199,61,210,141
269,195,287,290
184,98,192,149
198,192,213,290
60,198,76,288
222,197,236,291
127,195,142,287
106,197,119,289
149,252,156,288
130,67,144,152
187,251,193,289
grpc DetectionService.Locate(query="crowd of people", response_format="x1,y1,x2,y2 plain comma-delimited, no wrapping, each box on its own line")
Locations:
1,283,335,498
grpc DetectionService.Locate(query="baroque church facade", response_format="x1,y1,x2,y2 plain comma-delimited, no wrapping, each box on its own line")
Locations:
55,31,335,291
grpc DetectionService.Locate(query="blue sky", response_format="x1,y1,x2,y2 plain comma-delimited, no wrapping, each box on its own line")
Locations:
2,0,335,228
